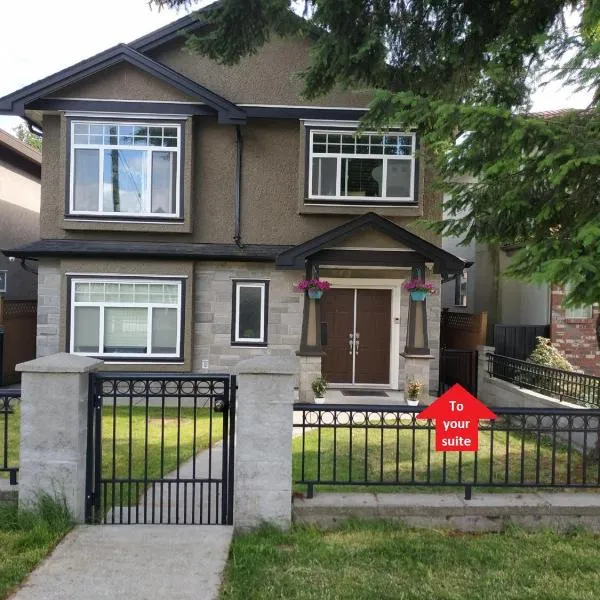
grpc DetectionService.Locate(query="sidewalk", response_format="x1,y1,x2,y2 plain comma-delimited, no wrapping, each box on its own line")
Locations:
9,525,233,600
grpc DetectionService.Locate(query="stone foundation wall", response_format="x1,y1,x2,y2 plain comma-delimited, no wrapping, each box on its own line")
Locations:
193,261,303,372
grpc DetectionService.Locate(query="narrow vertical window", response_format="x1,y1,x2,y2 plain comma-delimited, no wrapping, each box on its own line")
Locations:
232,281,269,345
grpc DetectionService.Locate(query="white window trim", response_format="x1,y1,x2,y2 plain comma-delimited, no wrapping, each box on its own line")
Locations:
233,281,267,344
69,277,183,359
69,119,182,219
307,129,417,203
0,270,6,294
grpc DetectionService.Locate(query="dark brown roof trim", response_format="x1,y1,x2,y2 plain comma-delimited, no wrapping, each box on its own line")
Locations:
0,44,246,125
3,240,292,262
276,212,467,277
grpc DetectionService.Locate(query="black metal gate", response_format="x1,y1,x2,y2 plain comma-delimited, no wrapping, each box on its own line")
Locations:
85,373,236,525
439,348,478,396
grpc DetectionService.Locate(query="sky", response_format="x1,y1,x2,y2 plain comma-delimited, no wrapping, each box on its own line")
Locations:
0,0,594,136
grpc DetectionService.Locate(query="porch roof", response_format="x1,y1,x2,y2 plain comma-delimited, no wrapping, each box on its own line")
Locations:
275,212,469,280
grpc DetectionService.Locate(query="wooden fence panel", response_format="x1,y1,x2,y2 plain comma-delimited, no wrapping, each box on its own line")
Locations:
440,310,488,350
494,324,550,361
0,298,37,385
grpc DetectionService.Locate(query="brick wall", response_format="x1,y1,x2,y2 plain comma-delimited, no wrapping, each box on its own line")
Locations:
551,286,600,375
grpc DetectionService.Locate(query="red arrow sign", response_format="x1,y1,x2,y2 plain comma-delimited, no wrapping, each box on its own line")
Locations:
417,384,497,451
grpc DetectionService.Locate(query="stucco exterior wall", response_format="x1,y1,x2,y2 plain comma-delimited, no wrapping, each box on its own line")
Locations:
0,157,40,300
151,36,373,108
39,115,442,246
48,62,197,103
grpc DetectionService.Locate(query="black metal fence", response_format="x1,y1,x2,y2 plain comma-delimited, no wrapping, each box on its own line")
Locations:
293,403,600,499
86,373,236,525
0,389,19,485
487,353,600,408
494,324,550,361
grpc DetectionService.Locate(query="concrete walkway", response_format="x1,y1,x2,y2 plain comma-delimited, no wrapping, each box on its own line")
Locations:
9,525,233,600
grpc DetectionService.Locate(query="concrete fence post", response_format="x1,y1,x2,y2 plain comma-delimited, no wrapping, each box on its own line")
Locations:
16,352,103,522
233,355,299,531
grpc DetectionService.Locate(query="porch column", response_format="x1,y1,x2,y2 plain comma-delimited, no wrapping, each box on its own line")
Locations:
402,265,435,400
296,262,324,403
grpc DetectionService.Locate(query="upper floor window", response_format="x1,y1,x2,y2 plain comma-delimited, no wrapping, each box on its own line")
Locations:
564,283,593,320
308,129,417,204
69,120,182,218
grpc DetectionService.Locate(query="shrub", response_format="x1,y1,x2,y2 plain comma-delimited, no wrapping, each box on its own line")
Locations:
311,376,328,398
527,337,574,371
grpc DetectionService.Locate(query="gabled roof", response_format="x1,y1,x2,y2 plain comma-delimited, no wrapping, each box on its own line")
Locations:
0,42,246,124
276,212,467,277
130,4,217,53
0,129,41,166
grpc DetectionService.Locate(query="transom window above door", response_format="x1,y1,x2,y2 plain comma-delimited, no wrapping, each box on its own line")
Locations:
308,129,417,204
69,120,182,218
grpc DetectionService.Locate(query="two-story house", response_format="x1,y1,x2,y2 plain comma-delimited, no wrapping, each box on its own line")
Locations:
0,7,467,400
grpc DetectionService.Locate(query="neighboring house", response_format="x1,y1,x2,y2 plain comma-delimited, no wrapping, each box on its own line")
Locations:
443,228,599,375
0,7,467,398
0,129,41,383
0,129,41,300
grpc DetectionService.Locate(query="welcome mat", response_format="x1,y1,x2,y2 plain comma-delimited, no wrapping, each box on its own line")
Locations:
341,390,389,397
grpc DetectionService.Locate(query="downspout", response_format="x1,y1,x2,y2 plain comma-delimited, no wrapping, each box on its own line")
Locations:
233,125,244,248
25,117,43,137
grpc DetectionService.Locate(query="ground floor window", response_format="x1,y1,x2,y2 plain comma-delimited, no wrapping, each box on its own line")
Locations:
231,280,269,345
69,277,184,359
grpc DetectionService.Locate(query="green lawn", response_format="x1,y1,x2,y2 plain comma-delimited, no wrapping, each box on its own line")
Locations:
221,521,600,600
0,497,71,600
293,419,596,494
2,405,222,505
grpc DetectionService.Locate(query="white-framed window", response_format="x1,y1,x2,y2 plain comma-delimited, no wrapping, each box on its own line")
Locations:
308,129,417,203
69,120,181,218
564,283,593,320
455,269,468,307
0,271,6,294
69,278,183,359
231,280,269,345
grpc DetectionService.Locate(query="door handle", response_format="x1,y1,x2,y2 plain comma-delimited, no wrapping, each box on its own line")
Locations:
348,333,354,354
355,332,360,354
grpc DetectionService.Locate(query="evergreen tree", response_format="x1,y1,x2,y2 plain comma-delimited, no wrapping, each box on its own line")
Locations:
151,0,600,308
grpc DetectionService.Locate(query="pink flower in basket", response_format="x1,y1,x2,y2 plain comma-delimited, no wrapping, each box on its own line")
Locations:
402,279,437,294
296,278,332,292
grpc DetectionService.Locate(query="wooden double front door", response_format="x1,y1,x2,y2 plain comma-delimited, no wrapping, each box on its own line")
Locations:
320,288,392,385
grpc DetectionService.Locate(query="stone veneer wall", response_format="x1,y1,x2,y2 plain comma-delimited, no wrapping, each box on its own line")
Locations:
551,286,600,375
36,261,61,357
193,261,303,372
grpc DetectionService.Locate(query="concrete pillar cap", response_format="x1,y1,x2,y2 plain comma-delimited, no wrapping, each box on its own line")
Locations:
234,356,299,375
17,352,103,373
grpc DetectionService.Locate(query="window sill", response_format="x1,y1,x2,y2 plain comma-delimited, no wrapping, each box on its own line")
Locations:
62,217,192,234
298,202,423,217
230,342,268,348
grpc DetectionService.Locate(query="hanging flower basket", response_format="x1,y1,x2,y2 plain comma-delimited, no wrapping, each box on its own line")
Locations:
296,278,332,300
402,279,437,302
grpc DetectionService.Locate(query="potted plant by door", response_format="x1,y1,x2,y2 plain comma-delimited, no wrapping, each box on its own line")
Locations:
402,279,437,302
311,376,328,403
296,278,332,300
406,378,424,406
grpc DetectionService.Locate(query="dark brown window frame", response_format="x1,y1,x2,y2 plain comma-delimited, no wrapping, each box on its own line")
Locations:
230,279,270,347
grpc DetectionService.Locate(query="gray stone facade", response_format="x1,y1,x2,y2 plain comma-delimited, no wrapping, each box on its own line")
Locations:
36,261,61,357
193,261,303,372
